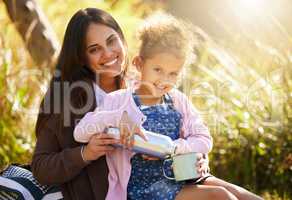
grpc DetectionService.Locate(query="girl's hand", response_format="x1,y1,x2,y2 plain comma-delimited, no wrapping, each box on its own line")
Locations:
119,111,147,149
141,154,160,160
196,153,210,176
82,133,120,162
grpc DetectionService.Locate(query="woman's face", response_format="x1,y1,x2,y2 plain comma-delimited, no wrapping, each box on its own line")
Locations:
85,23,126,78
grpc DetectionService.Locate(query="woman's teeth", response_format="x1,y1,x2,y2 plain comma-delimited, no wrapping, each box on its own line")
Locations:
103,58,117,67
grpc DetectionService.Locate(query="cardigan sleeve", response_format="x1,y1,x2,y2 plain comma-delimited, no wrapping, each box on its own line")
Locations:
31,114,88,185
171,89,213,154
73,94,123,143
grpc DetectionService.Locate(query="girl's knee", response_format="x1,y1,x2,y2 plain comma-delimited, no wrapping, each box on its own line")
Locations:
210,186,238,200
225,184,263,200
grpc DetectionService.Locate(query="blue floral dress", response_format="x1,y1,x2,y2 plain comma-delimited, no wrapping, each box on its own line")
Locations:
127,93,184,200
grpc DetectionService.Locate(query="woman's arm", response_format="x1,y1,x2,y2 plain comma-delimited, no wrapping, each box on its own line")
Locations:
31,115,88,185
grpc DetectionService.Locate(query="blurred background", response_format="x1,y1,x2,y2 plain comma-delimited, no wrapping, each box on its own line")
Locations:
0,0,291,199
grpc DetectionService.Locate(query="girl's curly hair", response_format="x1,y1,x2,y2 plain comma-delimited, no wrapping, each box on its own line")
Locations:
137,12,195,66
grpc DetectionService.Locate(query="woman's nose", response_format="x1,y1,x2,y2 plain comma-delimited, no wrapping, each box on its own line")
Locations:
102,47,113,59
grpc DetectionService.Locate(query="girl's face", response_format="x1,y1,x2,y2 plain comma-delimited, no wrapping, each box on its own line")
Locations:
136,52,185,98
85,23,126,78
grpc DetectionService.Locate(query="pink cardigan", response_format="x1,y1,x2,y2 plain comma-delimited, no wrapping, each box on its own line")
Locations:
74,88,213,200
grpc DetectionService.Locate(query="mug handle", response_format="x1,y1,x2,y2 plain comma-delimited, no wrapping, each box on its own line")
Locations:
162,158,175,180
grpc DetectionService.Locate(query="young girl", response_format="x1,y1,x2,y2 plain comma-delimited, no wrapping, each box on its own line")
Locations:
74,13,263,200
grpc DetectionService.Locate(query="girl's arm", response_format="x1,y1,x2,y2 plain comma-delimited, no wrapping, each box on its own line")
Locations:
73,95,123,143
171,89,213,154
74,89,147,144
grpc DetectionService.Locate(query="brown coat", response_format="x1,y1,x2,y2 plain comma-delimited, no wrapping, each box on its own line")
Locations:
31,78,109,200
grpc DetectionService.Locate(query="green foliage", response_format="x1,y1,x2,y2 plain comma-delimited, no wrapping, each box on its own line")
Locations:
184,29,292,198
0,36,34,169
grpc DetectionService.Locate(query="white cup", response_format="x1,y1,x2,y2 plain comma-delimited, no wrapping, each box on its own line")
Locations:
163,152,200,181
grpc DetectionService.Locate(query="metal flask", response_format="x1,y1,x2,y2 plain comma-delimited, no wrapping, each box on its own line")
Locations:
105,127,176,159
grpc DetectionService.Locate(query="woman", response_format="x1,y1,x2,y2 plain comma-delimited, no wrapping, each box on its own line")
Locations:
31,8,209,200
31,8,127,200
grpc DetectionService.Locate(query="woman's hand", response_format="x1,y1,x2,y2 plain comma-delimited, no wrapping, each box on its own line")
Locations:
196,153,210,176
119,111,147,149
82,133,120,162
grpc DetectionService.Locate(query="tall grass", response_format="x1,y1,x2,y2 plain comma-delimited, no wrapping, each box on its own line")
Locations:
0,9,35,167
181,24,292,198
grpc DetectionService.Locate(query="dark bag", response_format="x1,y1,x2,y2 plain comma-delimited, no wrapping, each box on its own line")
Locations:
0,164,63,200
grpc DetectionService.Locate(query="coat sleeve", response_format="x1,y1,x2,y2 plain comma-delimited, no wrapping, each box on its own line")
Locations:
171,89,213,154
73,94,123,143
31,114,88,185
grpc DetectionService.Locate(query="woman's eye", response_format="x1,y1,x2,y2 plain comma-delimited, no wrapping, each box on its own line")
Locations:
108,37,117,45
89,47,101,54
89,49,96,53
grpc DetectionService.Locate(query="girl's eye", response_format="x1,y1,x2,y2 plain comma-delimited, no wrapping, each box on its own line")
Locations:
153,68,162,73
170,72,178,77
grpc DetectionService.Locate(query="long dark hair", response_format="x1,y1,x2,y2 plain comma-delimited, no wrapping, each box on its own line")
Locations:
58,8,127,83
36,8,128,132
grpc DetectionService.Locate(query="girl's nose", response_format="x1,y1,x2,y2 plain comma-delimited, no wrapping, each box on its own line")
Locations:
161,74,171,82
159,76,174,87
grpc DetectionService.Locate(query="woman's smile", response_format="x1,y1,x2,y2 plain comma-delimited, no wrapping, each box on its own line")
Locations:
102,58,118,67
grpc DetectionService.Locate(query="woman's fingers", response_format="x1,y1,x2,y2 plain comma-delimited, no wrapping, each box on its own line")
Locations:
93,133,120,145
95,133,117,139
96,145,116,152
96,138,120,145
95,134,120,146
82,131,126,162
